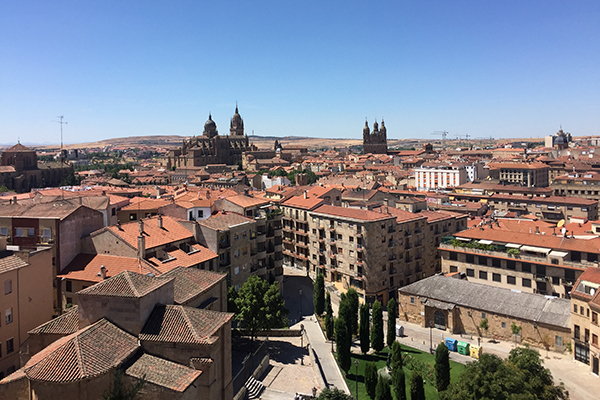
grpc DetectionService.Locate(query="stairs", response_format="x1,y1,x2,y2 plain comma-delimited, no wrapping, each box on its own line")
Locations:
245,376,265,399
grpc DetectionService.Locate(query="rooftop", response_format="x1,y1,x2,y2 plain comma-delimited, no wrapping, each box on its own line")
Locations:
77,270,173,298
197,211,254,231
312,204,395,222
125,353,201,392
105,215,193,250
160,266,225,305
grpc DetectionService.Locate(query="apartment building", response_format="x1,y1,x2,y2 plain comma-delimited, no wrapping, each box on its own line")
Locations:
0,238,53,378
439,223,598,298
570,268,600,375
488,162,549,187
552,171,600,203
414,162,468,191
488,194,598,222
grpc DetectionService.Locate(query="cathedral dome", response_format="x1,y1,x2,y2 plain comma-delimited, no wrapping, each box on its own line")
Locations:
204,114,216,130
363,121,370,134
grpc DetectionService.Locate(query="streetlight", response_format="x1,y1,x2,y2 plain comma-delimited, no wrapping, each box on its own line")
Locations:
299,289,303,322
354,360,359,400
429,320,434,354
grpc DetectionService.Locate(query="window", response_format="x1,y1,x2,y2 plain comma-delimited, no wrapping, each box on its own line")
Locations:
242,246,248,255
493,273,501,282
66,297,72,305
0,227,7,236
479,271,488,280
234,267,239,275
449,252,457,261
478,256,487,266
593,312,598,325
501,322,506,329
338,248,343,254
522,278,532,288
5,308,12,325
4,280,11,295
66,281,72,292
492,258,501,268
507,275,516,285
349,237,354,243
574,304,578,313
507,260,516,270
450,265,458,273
556,336,563,347
337,234,342,240
466,268,475,277
410,297,415,304
42,228,51,243
111,208,116,216
521,263,531,273
593,334,598,346
6,338,13,354
580,306,585,315
481,313,486,319
574,324,580,340
466,254,474,263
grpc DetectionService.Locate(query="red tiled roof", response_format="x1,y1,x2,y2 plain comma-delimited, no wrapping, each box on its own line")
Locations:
23,319,138,383
312,205,395,222
160,266,225,305
0,254,29,274
148,247,218,274
224,194,270,208
58,254,160,283
77,271,173,298
125,353,201,392
28,306,79,336
139,305,233,345
106,215,193,250
282,195,327,210
197,212,254,231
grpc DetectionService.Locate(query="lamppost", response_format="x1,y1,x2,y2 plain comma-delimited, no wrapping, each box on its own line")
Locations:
354,360,359,399
429,320,434,354
299,289,303,322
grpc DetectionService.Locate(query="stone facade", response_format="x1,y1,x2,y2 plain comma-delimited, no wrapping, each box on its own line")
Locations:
363,120,388,155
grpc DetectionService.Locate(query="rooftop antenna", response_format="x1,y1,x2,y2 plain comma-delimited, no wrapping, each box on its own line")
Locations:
53,115,68,164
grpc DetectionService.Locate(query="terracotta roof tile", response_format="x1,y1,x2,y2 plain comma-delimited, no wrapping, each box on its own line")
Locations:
125,353,201,392
149,247,218,274
160,266,225,305
77,271,173,298
106,215,193,250
282,195,327,210
139,305,233,345
23,319,138,383
197,212,254,231
58,254,160,283
224,194,270,208
312,204,395,222
0,253,29,274
28,306,79,336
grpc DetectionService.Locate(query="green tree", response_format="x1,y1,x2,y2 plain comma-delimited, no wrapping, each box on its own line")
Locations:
375,374,393,400
508,346,568,400
235,275,289,339
359,303,370,354
435,342,451,392
314,273,325,316
325,292,334,340
479,318,489,337
347,288,359,336
370,301,384,353
103,369,145,400
338,293,352,334
409,372,425,400
386,298,397,348
316,387,353,400
392,367,406,400
335,316,351,373
390,341,403,370
227,285,238,314
364,361,378,399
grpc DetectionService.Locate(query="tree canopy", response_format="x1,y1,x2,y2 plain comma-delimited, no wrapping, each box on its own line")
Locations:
314,273,325,316
360,303,370,354
386,298,397,348
370,300,384,353
435,342,451,392
346,288,359,336
316,387,353,400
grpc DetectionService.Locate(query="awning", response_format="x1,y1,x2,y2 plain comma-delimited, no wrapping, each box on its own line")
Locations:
456,237,471,242
520,245,551,254
549,250,569,258
505,243,522,249
478,240,493,245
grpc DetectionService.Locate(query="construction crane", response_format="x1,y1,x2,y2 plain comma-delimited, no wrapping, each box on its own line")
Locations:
476,136,495,148
431,131,448,149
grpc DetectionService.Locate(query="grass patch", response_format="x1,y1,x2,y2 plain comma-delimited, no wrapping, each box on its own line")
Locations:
344,345,466,400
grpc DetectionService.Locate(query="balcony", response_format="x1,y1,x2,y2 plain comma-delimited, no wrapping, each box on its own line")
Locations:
219,241,231,250
388,254,397,261
534,274,549,282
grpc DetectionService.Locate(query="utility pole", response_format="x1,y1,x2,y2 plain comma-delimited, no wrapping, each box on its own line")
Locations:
53,115,68,164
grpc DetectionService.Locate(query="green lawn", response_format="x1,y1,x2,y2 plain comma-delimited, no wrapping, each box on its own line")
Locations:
344,345,466,400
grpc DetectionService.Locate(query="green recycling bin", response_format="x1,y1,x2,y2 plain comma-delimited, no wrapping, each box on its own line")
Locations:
457,341,470,355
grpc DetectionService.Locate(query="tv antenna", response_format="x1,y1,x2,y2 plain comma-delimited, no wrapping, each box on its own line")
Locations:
53,115,68,163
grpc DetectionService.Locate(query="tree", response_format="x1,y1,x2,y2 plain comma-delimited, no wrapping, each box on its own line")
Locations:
346,288,359,336
409,372,425,400
435,342,451,392
375,374,393,400
314,273,325,316
390,341,403,370
335,316,351,374
325,292,334,340
392,367,406,400
386,298,397,348
364,361,378,400
370,300,384,353
227,285,238,314
235,275,289,339
479,317,489,337
316,387,353,400
103,369,145,400
441,351,568,400
359,303,370,354
338,293,352,335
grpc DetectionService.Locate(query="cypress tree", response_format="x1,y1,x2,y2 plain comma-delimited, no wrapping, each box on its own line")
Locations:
364,361,378,400
325,292,334,340
313,273,325,316
370,300,384,353
390,341,403,370
435,342,451,392
386,298,397,348
335,316,351,373
375,374,393,400
409,372,425,400
392,367,407,400
347,288,359,336
359,303,370,354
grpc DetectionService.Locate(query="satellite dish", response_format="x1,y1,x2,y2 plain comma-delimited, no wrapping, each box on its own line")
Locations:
557,219,565,228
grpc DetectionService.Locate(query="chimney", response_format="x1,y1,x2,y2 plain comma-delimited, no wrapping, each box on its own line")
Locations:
206,190,210,199
78,197,82,205
116,220,121,230
535,226,540,234
303,191,308,199
384,198,389,207
138,234,146,259
139,219,144,234
102,190,106,196
99,265,108,280
157,214,163,229
13,196,17,205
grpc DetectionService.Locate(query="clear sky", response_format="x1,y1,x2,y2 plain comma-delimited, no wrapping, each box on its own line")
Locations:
2,1,600,144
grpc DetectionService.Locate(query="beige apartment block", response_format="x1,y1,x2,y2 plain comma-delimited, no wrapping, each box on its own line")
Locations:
570,268,600,376
0,238,53,379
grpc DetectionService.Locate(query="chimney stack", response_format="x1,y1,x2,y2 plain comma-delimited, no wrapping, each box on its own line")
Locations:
535,226,540,234
303,191,308,199
100,265,108,280
13,196,17,205
138,234,146,259
78,197,82,205
157,214,163,229
139,219,144,234
116,220,121,230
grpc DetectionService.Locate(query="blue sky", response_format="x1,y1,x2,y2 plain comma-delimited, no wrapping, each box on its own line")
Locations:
2,1,600,144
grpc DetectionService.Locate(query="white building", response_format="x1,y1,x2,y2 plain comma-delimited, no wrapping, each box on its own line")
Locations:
262,174,291,190
415,163,467,191
464,162,487,182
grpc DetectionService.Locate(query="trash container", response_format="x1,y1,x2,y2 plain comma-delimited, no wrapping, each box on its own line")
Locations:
457,341,470,355
395,324,404,337
445,338,457,352
470,345,482,359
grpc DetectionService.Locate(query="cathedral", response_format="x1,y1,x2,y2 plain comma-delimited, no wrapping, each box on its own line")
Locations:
363,119,388,154
167,107,255,169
